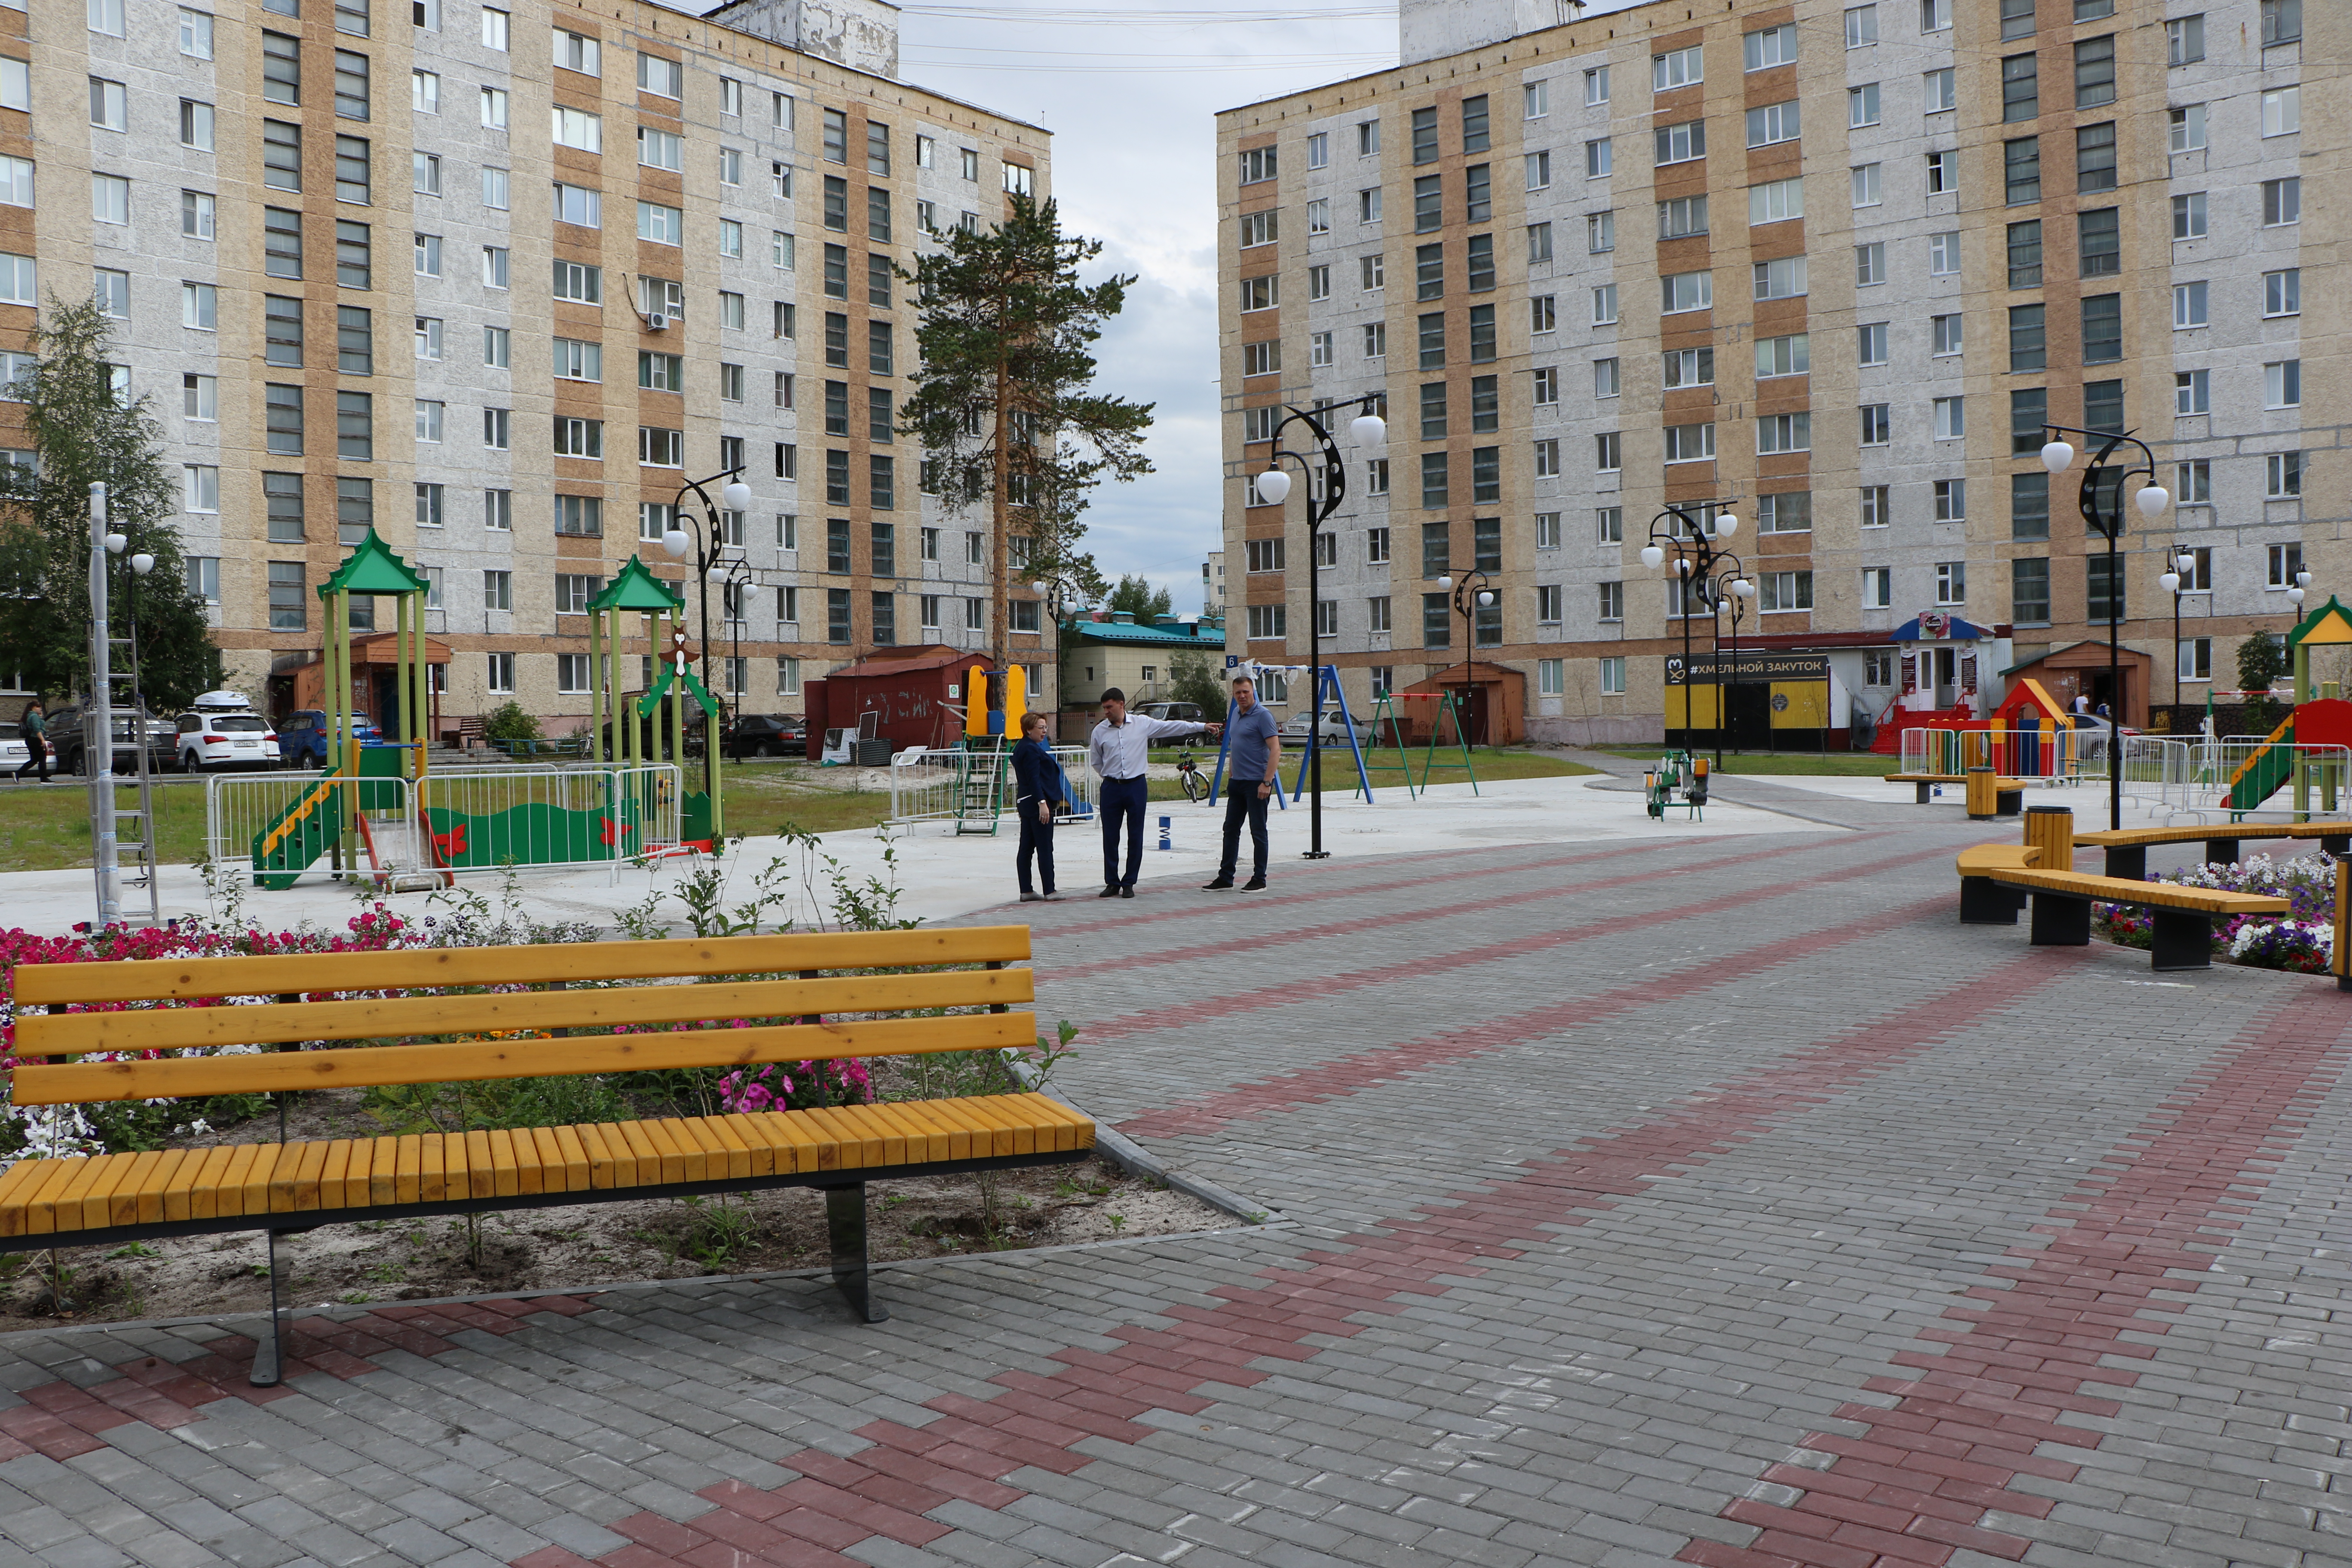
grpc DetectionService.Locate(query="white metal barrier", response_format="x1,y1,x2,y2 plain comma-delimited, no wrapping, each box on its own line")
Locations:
208,764,683,887
888,746,1093,827
1899,724,2088,781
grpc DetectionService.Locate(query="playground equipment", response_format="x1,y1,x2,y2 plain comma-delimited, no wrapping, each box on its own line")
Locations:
586,557,716,843
1356,689,1481,801
1645,752,1709,821
888,745,1091,829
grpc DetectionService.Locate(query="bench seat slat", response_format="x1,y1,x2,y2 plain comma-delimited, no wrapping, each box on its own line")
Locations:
12,927,1036,1007
10,1013,1042,1107
20,967,1037,1058
1982,866,2291,914
2,1094,1095,1238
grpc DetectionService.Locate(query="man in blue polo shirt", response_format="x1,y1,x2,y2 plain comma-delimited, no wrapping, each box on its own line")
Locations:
1088,687,1218,898
1204,674,1282,891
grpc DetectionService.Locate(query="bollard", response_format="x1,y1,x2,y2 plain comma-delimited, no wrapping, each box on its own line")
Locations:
2336,853,2351,991
2023,804,2073,872
1156,812,1173,851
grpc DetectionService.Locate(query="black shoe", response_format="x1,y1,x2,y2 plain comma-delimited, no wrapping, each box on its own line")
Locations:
1099,885,1121,898
1240,877,1267,891
1202,877,1234,890
1119,886,1134,898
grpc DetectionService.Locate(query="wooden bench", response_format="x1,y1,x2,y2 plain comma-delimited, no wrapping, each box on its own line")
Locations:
1887,772,2033,806
0,927,1087,1384
1956,846,2290,971
2075,822,2352,881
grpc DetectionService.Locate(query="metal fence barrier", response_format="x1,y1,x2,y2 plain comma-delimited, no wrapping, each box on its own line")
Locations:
888,746,1093,827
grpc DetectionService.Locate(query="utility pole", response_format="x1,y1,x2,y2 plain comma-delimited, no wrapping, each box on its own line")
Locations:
87,481,117,925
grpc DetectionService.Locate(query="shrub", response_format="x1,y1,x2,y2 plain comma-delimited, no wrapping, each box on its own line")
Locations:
482,699,542,744
2093,851,2334,974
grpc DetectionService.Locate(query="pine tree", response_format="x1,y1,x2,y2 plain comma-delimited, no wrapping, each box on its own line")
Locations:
0,298,215,709
1106,573,1173,622
898,196,1152,672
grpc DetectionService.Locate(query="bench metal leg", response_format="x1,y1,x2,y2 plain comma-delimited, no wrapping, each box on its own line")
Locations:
250,1229,285,1387
2149,907,2214,971
2029,891,2091,946
2324,835,2348,856
824,1184,888,1324
2103,845,2146,881
1996,790,2024,818
1915,782,1932,805
1960,877,2019,925
2205,837,2240,867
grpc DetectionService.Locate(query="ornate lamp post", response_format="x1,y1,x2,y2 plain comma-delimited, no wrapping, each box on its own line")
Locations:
1434,568,1494,743
1713,571,1756,765
658,467,752,833
1636,501,1741,751
1246,393,1387,860
2157,544,2201,707
2040,427,2172,831
716,556,757,755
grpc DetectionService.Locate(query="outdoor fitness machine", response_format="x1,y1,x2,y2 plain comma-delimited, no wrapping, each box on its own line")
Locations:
1645,752,1709,821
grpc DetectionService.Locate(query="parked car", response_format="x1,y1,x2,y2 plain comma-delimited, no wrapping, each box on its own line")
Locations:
1277,707,1357,745
174,706,279,772
725,713,807,758
1136,701,1206,742
50,704,174,777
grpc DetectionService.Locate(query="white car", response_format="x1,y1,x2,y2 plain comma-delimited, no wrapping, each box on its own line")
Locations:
175,709,279,771
1277,707,1357,745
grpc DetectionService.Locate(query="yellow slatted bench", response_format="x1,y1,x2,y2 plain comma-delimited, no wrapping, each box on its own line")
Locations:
1955,847,2289,971
0,926,1087,1384
2073,821,2352,881
1887,773,2034,806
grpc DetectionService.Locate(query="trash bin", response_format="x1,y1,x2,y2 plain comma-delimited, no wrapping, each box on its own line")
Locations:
1966,765,1998,820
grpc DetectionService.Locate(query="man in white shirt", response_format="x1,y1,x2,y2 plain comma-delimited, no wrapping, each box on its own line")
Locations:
1088,687,1219,898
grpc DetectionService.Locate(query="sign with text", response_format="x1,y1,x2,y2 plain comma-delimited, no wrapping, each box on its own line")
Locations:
1664,652,1831,686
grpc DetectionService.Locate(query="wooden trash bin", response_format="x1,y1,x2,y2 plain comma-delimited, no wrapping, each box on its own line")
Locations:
2023,804,2073,871
1966,766,1998,820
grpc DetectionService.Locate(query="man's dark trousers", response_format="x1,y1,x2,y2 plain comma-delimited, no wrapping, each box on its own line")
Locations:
1219,778,1271,882
1099,775,1149,888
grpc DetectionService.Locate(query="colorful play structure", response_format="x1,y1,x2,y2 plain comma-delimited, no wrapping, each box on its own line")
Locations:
230,534,688,889
1644,752,1708,821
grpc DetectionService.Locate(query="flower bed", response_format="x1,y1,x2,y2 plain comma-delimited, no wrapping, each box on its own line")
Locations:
2092,851,2334,974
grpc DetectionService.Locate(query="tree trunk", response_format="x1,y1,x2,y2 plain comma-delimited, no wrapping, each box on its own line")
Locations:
990,347,1012,690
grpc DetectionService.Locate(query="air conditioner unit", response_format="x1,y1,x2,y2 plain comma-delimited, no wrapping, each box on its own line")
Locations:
646,311,668,331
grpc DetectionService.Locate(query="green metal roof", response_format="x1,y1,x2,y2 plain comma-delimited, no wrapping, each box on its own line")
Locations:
1060,617,1225,649
316,530,429,597
591,556,688,613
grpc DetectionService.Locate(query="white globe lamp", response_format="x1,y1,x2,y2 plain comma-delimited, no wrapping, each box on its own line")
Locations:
661,528,690,559
2041,440,2076,474
1253,467,1291,504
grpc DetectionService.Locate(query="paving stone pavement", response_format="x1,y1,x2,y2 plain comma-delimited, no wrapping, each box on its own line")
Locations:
2,803,2349,1568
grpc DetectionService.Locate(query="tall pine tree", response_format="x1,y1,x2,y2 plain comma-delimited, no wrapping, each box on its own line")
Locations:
897,196,1151,674
0,298,214,709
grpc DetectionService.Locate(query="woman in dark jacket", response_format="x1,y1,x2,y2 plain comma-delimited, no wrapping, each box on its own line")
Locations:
1010,710,1066,901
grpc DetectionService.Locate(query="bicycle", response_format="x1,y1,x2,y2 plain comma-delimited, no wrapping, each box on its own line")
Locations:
1175,749,1208,803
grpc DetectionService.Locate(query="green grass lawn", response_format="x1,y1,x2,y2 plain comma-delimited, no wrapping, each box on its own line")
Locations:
1586,747,1899,778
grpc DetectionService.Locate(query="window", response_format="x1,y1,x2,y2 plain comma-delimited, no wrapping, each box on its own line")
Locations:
412,69,440,114
0,58,24,113
182,462,222,514
1536,435,1566,474
2264,178,2300,227
1749,178,1803,225
1935,562,1966,606
334,136,372,204
1859,404,1891,445
92,174,128,226
2168,105,2205,154
2268,543,2306,595
338,46,377,119
1758,413,1811,454
554,183,600,228
2265,270,2300,318
183,372,218,423
183,282,218,331
1363,322,1386,358
1654,120,1705,166
412,153,440,197
1417,312,1445,369
2002,54,2037,122
1927,151,1957,196
268,563,306,631
1586,139,1612,178
2079,208,2119,277
1850,84,1880,128
2083,378,2123,434
2173,282,2207,330
181,8,214,57
2263,87,2300,139
337,221,372,288
1664,424,1714,464
553,417,601,458
637,202,683,245
1359,189,1382,224
1597,507,1623,544
1587,287,1613,327
1237,210,1277,249
2012,559,2050,624
1586,211,1614,254
2262,0,2299,44
1756,334,1809,378
1246,604,1287,641
2168,14,2204,64
2007,221,2043,288
640,426,683,467
1421,451,1448,507
553,496,601,538
181,190,216,239
2086,556,2125,622
2173,369,2210,416
1862,568,1893,611
1306,199,1329,235
2074,36,2115,108
1658,196,1708,238
1924,67,1956,113
1861,485,1891,527
1237,145,1276,184
2009,305,2046,371
1757,492,1811,534
2081,294,2122,364
413,233,441,276
1932,479,1966,522
1653,46,1702,91
1856,243,1886,286
2075,123,2115,194
1761,572,1813,612
637,52,682,97
1664,348,1715,388
2171,192,2206,241
1360,254,1384,292
2266,361,2302,410
481,168,508,209
1746,101,1799,147
1927,232,1959,276
1662,271,1712,313
1414,174,1441,231
413,399,444,444
1851,163,1881,208
1931,397,1964,440
1528,223,1553,264
1358,119,1381,156
1754,257,1806,300
2175,460,2211,505
260,34,297,106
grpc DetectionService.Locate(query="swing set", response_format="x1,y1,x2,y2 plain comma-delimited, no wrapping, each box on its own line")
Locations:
1199,664,1480,804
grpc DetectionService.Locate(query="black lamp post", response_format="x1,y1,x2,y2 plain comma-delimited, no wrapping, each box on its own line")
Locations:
1435,568,1494,744
1713,567,1755,766
658,466,752,832
1638,502,1743,751
2039,426,2172,832
717,555,757,756
1245,393,1387,861
2157,542,2202,708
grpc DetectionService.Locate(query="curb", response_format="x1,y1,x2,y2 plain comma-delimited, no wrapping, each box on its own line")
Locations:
1005,1058,1281,1225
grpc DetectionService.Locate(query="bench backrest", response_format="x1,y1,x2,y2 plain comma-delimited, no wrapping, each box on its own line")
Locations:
10,926,1033,1109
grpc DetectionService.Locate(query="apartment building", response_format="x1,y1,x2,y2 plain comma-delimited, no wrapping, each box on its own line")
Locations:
8,0,1048,729
1218,0,2337,742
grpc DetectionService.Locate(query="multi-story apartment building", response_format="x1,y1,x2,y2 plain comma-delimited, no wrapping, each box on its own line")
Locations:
1219,0,2335,744
5,0,1048,731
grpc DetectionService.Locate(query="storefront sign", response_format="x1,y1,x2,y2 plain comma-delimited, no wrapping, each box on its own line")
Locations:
1664,652,1831,686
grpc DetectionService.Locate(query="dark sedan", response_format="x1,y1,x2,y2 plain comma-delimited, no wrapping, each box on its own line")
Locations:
725,713,807,758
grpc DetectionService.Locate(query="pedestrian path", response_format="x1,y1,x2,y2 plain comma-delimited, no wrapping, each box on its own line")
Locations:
0,808,2347,1568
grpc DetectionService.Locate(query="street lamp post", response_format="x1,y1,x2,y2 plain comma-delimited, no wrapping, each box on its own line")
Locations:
718,556,757,756
1246,393,1387,861
658,467,753,835
2158,544,2200,707
1636,502,1743,752
1714,572,1756,766
1433,569,1495,742
2040,426,2172,832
